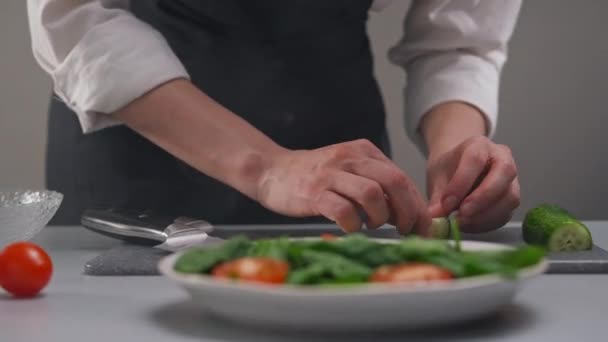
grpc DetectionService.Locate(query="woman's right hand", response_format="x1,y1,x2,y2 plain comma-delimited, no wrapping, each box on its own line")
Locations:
256,139,431,235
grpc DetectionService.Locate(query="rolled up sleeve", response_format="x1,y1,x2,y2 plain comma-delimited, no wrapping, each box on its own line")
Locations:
27,0,190,133
388,0,522,151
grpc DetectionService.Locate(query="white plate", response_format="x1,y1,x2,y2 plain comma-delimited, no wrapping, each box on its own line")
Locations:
158,239,548,331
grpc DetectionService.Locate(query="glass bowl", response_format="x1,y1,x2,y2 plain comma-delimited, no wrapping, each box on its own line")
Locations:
0,190,63,248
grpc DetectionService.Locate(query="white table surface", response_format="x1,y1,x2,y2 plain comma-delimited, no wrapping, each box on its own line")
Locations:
1,223,607,342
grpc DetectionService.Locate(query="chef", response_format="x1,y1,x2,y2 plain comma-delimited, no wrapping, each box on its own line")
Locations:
26,0,522,235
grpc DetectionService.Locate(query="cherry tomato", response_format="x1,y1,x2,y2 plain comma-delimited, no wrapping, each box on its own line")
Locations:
211,257,289,284
0,242,53,297
320,233,337,241
370,263,453,283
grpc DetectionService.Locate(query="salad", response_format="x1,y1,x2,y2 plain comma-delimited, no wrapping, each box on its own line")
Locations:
173,221,546,286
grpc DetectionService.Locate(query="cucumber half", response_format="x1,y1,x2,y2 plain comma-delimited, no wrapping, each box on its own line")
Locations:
523,204,593,252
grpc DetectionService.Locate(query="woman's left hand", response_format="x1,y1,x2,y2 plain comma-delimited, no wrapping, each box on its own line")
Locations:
426,136,520,233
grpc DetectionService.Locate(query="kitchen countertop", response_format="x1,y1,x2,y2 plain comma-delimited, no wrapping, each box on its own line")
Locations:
1,223,607,342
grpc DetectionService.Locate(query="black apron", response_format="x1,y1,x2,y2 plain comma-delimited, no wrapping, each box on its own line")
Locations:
46,0,390,225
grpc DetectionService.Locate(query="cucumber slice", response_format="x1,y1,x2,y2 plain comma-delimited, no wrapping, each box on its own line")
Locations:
523,204,593,252
427,216,461,250
429,217,451,239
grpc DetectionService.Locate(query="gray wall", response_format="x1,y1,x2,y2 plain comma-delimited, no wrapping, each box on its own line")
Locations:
0,0,50,190
1,1,607,219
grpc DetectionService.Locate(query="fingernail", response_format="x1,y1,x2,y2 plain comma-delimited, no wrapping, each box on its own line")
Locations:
460,202,476,216
443,196,458,210
428,203,441,214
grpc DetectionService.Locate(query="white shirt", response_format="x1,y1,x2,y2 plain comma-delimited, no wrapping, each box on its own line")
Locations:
26,0,521,148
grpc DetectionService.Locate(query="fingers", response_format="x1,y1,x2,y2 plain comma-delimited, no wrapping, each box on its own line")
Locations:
347,159,431,235
328,171,390,229
311,138,518,236
459,150,517,218
427,176,449,218
311,139,430,235
459,180,521,233
315,190,362,232
441,147,490,213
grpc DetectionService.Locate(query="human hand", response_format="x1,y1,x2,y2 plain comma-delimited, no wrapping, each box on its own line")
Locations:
256,139,431,235
426,136,520,233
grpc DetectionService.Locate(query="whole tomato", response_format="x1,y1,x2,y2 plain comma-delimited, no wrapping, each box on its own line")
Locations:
0,242,53,297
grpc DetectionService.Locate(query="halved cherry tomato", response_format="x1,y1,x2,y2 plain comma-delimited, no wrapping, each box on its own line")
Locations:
0,242,53,297
320,233,337,241
211,257,289,284
370,263,453,283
